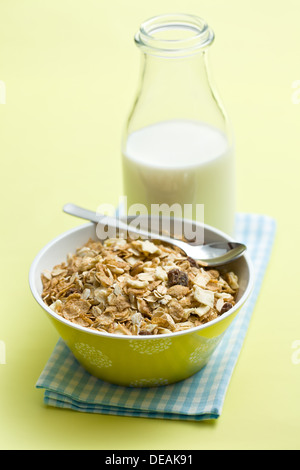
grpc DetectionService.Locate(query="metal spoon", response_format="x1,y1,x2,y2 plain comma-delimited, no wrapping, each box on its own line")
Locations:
63,203,246,267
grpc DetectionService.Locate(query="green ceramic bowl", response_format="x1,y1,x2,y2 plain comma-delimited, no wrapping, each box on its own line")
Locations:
29,218,253,387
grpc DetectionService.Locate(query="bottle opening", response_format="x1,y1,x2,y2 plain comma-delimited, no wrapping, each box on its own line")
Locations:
135,14,214,57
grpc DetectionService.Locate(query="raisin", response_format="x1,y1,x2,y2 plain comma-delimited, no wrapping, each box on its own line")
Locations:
130,261,144,277
64,287,80,297
167,268,189,287
187,256,199,268
220,302,233,314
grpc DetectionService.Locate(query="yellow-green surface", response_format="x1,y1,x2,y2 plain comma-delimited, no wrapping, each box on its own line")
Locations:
0,0,299,450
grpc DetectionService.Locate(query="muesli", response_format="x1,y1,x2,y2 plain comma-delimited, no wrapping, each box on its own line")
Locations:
41,237,239,335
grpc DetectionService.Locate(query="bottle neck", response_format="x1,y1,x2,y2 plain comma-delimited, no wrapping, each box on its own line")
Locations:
130,48,227,134
140,50,209,113
126,14,230,139
141,48,209,90
135,14,215,58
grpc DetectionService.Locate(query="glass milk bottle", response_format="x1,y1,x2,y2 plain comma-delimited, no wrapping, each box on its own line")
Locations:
122,14,235,235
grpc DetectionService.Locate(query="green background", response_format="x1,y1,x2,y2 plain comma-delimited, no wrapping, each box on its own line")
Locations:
0,0,299,449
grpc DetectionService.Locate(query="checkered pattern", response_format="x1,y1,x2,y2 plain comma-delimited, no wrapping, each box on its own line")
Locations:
36,213,276,420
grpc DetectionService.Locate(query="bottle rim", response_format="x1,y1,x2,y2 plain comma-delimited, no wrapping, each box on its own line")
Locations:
134,13,214,57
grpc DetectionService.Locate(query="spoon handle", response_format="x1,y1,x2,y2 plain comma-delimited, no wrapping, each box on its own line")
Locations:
63,203,188,251
63,203,102,225
63,203,143,234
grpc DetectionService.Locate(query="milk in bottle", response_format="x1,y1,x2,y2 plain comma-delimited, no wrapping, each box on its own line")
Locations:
123,119,234,234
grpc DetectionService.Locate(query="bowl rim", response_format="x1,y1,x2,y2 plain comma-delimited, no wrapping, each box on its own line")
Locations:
29,221,254,341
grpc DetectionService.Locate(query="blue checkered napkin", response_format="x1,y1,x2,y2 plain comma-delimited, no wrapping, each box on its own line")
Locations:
36,213,276,420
